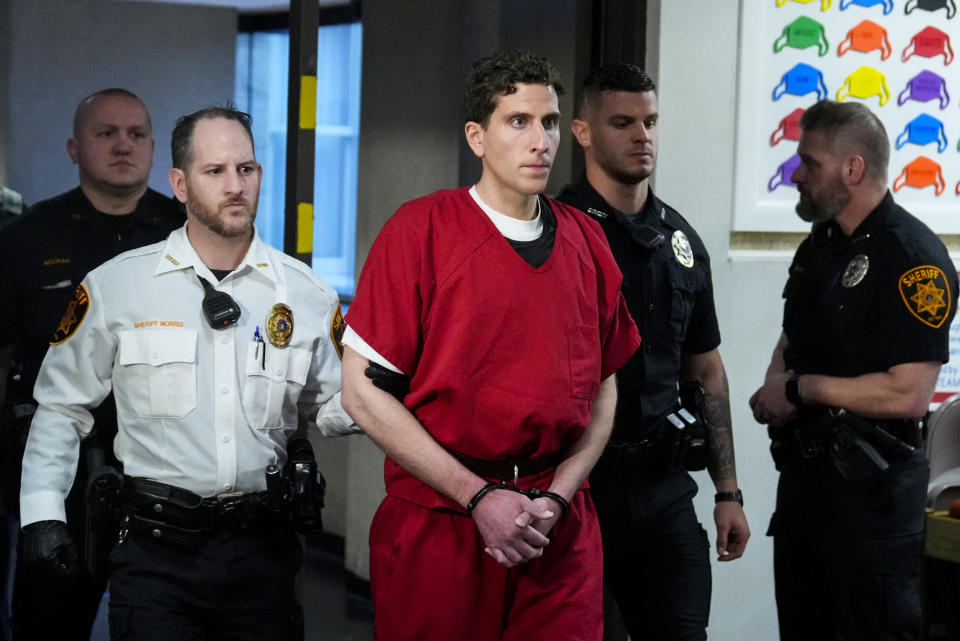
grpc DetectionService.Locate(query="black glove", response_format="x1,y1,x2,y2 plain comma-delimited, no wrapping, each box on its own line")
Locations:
21,520,81,585
364,361,410,401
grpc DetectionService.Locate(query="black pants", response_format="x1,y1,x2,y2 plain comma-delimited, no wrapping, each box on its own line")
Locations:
768,449,928,641
108,525,303,641
590,458,711,641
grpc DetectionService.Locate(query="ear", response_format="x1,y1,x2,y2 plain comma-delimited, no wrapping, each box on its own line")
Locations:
571,118,591,149
66,138,79,164
464,121,484,159
169,168,188,204
844,155,867,186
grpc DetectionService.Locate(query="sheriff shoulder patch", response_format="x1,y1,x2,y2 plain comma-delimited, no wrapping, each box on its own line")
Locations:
330,304,345,360
51,284,90,344
899,265,952,328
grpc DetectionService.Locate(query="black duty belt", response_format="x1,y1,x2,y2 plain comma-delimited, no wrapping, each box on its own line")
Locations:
122,477,283,544
448,449,564,483
768,412,922,464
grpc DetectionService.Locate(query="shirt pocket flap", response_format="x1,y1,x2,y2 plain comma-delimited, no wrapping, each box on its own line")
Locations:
118,329,198,367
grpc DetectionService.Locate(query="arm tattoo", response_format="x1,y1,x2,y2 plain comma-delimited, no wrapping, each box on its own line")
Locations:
704,370,737,483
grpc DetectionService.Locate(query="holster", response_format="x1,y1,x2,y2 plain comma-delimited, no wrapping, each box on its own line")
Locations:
84,445,123,580
285,439,326,535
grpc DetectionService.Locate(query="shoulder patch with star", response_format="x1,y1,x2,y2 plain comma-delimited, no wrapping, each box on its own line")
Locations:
330,304,345,360
51,284,90,345
899,265,951,328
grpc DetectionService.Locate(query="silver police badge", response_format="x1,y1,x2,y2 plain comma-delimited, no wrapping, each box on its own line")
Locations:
671,230,694,268
842,254,869,288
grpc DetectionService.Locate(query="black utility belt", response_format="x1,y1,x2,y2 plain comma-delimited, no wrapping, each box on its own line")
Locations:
604,409,708,475
122,477,285,535
768,408,920,483
448,449,564,483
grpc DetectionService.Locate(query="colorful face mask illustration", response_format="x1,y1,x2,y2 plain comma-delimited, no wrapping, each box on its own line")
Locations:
839,0,894,13
774,17,830,56
896,114,948,152
768,154,801,191
771,108,805,146
773,64,828,101
838,20,891,60
776,0,833,9
893,156,945,195
898,70,950,109
902,27,954,65
836,67,890,105
904,0,958,19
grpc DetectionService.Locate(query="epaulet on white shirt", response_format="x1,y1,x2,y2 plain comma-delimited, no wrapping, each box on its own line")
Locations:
268,249,339,303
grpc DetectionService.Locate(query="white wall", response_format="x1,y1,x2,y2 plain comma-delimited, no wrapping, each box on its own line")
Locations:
650,1,786,639
4,0,237,205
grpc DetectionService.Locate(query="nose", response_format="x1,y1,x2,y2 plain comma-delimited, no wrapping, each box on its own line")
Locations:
224,168,245,196
633,123,651,144
529,122,550,153
114,134,133,154
790,163,804,185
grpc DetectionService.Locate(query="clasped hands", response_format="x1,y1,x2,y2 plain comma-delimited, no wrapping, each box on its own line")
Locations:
470,488,562,568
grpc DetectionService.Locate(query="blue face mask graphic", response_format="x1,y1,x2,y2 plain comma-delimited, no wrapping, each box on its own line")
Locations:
904,0,958,19
773,64,828,101
896,114,949,152
840,0,895,13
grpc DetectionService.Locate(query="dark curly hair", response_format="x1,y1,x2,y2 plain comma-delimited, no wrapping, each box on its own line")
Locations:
463,50,563,127
171,105,254,170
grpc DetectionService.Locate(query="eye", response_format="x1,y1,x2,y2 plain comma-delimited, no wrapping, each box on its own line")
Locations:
644,118,658,129
239,165,256,175
511,117,527,127
543,116,560,130
207,167,223,175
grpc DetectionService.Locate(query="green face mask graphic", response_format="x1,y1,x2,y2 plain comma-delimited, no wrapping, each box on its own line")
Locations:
774,16,830,57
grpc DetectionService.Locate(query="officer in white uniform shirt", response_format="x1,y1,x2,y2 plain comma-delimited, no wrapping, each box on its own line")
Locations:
18,106,355,641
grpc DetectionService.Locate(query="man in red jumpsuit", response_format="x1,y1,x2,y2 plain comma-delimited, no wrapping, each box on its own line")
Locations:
341,50,640,641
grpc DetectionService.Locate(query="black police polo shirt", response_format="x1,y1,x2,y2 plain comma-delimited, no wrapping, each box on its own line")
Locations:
0,186,185,401
783,191,957,378
557,174,721,439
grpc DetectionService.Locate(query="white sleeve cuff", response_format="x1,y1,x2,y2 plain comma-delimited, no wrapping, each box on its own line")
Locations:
342,326,404,374
19,490,68,527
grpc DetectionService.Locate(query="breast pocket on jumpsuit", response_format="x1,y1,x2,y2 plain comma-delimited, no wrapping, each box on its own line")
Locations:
241,342,313,430
117,329,198,418
667,260,705,341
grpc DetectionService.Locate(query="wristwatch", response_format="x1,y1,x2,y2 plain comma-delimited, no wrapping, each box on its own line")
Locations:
715,489,743,506
785,374,802,408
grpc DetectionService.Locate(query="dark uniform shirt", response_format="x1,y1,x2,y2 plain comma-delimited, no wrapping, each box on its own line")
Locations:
558,174,720,441
0,186,184,510
783,191,956,378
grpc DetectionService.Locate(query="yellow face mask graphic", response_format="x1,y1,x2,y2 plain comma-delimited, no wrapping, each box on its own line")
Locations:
776,0,832,9
836,66,890,106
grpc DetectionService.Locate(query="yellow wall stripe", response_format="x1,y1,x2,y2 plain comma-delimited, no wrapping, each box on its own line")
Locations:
299,75,317,130
297,202,314,254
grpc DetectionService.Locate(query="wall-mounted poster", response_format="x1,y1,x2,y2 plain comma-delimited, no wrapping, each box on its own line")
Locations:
734,0,960,232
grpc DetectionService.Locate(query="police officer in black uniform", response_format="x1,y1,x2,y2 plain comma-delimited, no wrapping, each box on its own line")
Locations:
750,99,957,641
0,88,183,641
558,63,750,641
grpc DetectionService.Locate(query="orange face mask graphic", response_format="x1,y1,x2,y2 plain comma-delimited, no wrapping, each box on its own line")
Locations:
893,156,945,195
838,20,891,60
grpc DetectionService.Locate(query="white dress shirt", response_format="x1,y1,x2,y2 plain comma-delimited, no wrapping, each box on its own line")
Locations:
20,224,356,526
